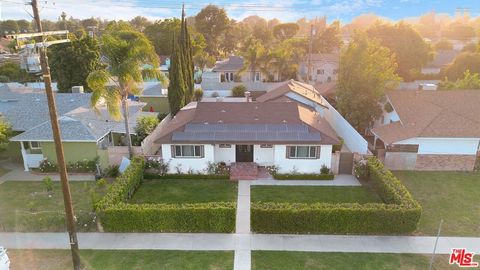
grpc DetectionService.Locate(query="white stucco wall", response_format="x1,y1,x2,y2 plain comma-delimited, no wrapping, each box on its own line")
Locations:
214,144,236,164
319,96,369,154
312,62,338,83
161,144,215,173
254,145,275,166
273,145,332,173
396,137,480,155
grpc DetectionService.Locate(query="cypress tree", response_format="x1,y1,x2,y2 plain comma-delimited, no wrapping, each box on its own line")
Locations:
180,5,194,104
168,36,186,115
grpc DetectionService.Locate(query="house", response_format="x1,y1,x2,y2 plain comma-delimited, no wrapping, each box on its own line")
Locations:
0,85,153,171
201,55,281,98
154,101,339,175
421,50,458,75
153,80,370,175
298,53,339,84
137,81,169,113
371,90,480,171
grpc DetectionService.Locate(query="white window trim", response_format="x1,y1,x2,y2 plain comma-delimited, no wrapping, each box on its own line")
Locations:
287,145,319,159
29,141,41,149
219,144,232,148
172,145,204,158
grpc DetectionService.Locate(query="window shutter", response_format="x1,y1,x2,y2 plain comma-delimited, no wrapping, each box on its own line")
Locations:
316,146,321,159
286,146,291,159
200,145,205,158
171,145,176,158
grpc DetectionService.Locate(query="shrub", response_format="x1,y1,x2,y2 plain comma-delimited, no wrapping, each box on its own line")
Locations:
157,113,169,121
320,165,330,175
143,173,229,180
67,158,97,173
96,178,107,189
194,88,203,101
273,173,334,180
145,157,169,175
211,91,219,98
42,177,53,193
135,115,159,142
266,165,280,175
252,157,421,234
104,165,119,178
39,159,57,172
206,161,229,175
332,137,344,152
99,202,236,233
231,85,246,97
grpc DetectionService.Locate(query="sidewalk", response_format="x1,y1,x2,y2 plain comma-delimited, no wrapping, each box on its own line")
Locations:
0,232,479,255
0,162,94,184
251,174,361,186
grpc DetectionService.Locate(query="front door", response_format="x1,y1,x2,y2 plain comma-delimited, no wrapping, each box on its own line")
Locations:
236,145,254,162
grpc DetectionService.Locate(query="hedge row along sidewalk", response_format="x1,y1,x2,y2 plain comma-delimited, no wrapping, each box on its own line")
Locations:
251,157,422,234
96,157,236,233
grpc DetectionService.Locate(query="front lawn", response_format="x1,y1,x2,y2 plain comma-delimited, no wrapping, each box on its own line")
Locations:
252,251,453,270
0,166,10,177
130,179,237,204
394,171,480,236
251,186,380,204
0,181,100,232
8,249,233,270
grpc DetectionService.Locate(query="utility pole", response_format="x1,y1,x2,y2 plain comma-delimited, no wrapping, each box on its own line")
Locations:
307,24,314,84
30,1,81,269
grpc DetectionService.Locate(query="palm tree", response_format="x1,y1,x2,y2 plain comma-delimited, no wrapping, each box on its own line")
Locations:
87,22,164,158
239,38,270,82
270,47,296,81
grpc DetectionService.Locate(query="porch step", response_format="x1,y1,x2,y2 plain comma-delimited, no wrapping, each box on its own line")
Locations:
230,162,258,180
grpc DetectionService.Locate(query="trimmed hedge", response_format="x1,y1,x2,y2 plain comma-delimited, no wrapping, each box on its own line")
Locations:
251,157,421,234
273,173,334,180
97,157,236,233
100,202,236,233
144,173,229,180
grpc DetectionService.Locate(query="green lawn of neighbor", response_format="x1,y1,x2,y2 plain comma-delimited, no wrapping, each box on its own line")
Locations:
394,171,480,236
251,186,380,204
252,251,454,270
130,179,237,204
0,166,10,177
0,181,101,232
8,249,234,270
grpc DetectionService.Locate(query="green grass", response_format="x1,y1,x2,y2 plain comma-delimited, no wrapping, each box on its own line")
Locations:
394,171,480,236
0,166,10,177
251,186,380,204
252,251,454,270
0,181,102,232
8,249,233,270
130,179,237,204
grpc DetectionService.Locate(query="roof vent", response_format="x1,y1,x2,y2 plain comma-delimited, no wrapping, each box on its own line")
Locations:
221,109,226,113
282,120,287,123
204,122,209,125
254,116,259,121
218,120,223,124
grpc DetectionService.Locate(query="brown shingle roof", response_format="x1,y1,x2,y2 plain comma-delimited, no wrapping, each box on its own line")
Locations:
372,90,480,144
257,79,327,106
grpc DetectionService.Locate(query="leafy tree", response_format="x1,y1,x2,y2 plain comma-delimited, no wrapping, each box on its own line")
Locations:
49,32,102,92
87,22,160,158
367,22,432,80
130,16,152,32
239,38,270,81
144,18,181,56
443,52,480,80
270,46,297,81
439,70,480,90
0,20,19,34
194,88,203,101
231,85,246,97
337,33,400,132
0,61,36,83
0,119,12,151
135,115,159,142
434,39,453,51
195,5,229,55
461,43,478,53
313,21,342,54
16,20,31,32
193,51,216,70
442,22,475,41
273,23,299,41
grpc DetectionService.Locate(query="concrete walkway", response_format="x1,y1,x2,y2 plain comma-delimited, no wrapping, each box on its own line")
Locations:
0,162,94,184
251,174,361,186
1,232,479,255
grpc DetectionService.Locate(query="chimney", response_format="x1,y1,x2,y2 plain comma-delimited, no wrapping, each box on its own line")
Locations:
245,91,251,102
71,86,84,93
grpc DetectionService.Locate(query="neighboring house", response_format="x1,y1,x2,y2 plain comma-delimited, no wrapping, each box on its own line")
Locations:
371,90,480,171
153,79,370,175
154,101,339,174
298,53,339,84
137,81,169,113
0,86,152,171
201,56,280,98
421,50,458,75
397,80,440,91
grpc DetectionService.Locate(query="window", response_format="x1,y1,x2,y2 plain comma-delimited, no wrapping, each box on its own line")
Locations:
260,144,273,148
317,69,324,75
254,72,260,81
286,146,319,159
219,144,231,148
171,145,204,158
30,141,41,149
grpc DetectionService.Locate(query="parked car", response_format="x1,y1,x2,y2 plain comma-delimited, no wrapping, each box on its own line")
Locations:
0,247,9,270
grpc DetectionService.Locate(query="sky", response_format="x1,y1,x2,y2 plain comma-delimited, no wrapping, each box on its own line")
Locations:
0,0,478,23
